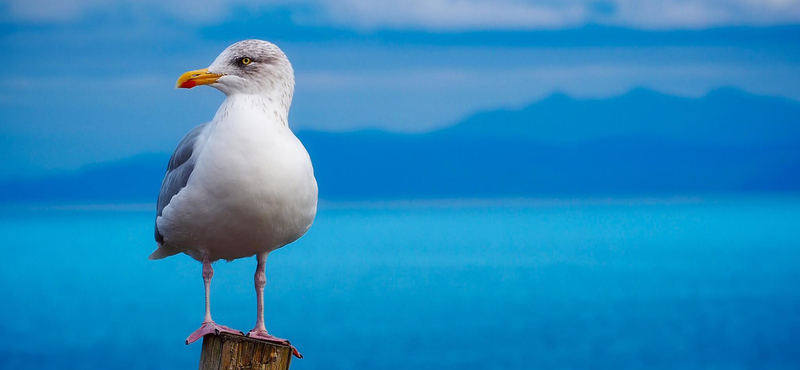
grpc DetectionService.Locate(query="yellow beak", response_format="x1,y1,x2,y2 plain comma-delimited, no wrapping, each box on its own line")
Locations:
176,68,223,89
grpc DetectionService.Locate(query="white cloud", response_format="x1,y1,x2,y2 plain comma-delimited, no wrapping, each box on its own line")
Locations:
4,0,800,29
607,0,800,29
2,0,285,23
309,0,588,30
3,0,103,22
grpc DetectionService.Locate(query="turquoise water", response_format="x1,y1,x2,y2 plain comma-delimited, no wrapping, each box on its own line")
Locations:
1,197,799,369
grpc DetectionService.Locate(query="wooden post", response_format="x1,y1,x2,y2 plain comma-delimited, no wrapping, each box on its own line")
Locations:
198,333,293,370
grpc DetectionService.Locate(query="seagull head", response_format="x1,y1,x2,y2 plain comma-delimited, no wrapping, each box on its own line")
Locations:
176,39,294,97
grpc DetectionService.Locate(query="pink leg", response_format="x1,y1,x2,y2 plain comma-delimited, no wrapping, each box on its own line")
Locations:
246,253,303,358
185,255,241,345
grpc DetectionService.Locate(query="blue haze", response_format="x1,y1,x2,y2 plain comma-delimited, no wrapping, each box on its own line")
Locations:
3,88,799,202
2,21,800,177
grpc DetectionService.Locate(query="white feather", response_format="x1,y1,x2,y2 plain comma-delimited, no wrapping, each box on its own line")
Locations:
157,93,317,262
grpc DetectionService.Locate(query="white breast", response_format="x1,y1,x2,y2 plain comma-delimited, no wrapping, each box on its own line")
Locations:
158,95,318,261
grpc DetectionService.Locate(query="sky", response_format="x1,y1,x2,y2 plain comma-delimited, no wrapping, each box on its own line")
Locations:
1,0,800,178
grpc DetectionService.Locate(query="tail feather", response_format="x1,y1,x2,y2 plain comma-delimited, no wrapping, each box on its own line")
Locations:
149,246,183,260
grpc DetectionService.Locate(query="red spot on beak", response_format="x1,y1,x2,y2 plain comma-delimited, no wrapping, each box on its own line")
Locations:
179,80,197,89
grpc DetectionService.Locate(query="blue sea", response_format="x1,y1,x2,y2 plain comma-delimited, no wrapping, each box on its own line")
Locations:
1,197,799,369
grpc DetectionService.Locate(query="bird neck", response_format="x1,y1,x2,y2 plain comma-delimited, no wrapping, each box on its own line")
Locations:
217,93,291,127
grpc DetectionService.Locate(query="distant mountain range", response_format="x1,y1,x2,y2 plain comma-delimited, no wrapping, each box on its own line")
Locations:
2,88,799,203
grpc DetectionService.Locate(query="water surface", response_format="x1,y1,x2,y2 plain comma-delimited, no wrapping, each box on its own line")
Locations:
1,197,799,369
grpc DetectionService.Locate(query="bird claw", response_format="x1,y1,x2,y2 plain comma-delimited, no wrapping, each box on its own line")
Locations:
185,322,241,345
246,329,303,359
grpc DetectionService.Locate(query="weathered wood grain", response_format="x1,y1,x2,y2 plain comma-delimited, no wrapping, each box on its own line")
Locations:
198,333,293,370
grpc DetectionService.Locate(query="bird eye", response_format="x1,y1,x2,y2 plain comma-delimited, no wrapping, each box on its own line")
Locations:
241,57,252,66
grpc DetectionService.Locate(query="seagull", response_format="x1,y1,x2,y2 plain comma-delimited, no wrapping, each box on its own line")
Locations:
149,40,317,357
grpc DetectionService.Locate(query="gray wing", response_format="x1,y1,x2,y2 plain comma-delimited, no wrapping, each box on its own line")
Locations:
154,123,207,244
